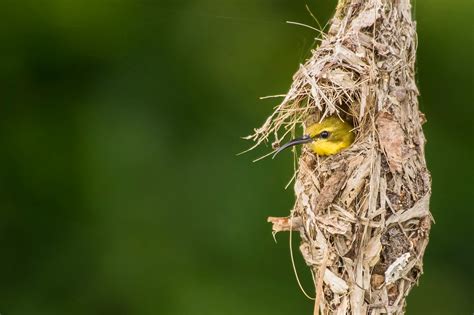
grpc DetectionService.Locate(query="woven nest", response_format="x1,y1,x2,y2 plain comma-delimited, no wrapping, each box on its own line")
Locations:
248,0,432,314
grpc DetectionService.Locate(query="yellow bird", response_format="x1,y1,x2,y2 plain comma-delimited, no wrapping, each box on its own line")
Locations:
273,116,355,157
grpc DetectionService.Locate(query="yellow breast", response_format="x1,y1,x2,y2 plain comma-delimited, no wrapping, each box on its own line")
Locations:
310,139,352,156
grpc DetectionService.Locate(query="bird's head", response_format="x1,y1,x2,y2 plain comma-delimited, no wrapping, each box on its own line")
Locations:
273,116,355,157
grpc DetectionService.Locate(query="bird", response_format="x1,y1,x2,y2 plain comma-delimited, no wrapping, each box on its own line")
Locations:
273,116,355,157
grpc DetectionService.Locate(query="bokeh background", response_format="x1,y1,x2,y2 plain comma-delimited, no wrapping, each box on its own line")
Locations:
1,0,472,314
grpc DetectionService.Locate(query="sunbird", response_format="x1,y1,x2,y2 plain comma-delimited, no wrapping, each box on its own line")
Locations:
273,116,355,157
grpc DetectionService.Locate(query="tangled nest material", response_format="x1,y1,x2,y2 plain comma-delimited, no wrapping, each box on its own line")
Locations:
248,0,432,314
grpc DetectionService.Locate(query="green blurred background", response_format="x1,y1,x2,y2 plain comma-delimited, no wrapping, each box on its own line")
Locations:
1,0,472,314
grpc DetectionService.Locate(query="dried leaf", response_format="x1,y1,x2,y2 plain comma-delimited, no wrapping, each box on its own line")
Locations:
365,234,382,267
324,268,349,294
323,69,356,89
385,193,430,225
385,253,411,284
350,3,381,32
376,112,404,173
314,168,347,213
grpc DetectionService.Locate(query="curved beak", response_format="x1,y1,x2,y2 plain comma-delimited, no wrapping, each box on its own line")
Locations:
272,135,313,159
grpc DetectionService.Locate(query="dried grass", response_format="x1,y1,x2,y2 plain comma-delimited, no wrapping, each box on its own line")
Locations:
256,0,432,314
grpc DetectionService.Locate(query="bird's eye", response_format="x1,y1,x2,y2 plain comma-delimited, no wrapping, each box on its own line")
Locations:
319,131,330,139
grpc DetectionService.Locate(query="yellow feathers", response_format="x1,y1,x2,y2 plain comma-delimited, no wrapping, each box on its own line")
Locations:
306,116,355,156
273,116,355,157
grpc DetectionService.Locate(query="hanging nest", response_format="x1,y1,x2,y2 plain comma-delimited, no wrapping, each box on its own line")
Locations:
248,0,432,314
